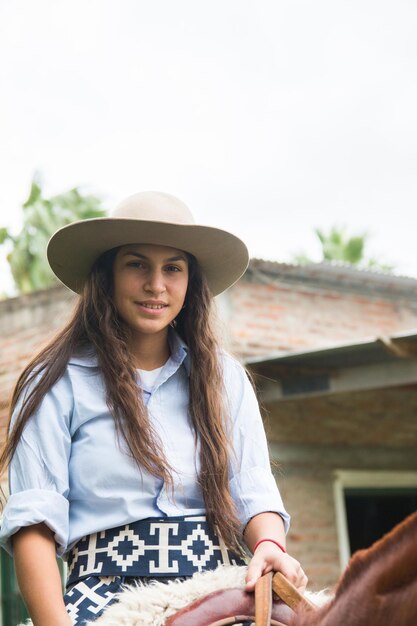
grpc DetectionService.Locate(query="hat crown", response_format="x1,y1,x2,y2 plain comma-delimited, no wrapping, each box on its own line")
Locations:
112,191,195,225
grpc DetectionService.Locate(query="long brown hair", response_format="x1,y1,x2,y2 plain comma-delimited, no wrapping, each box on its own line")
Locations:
0,248,243,553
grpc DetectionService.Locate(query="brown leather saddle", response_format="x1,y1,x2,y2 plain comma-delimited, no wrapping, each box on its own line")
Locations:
165,571,317,626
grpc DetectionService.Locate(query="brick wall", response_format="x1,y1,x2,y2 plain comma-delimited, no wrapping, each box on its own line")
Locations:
263,386,417,447
279,469,341,589
264,383,417,590
272,440,417,590
0,287,75,447
224,261,417,359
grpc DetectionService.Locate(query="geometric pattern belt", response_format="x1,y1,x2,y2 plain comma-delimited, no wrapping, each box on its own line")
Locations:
66,515,246,586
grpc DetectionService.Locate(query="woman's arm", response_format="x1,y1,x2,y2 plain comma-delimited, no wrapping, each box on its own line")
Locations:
13,523,72,626
243,511,308,592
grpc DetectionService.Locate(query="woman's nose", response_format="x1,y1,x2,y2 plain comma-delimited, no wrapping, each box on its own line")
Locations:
144,269,166,294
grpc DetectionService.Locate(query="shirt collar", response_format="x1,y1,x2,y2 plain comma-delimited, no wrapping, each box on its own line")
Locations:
168,328,190,377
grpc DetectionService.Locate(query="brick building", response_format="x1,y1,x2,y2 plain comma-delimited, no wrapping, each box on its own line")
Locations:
1,259,417,619
221,260,417,589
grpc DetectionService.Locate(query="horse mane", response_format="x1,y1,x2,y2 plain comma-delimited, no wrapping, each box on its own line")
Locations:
293,510,417,626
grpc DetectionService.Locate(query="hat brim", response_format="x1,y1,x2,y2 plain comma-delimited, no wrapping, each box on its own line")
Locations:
47,217,249,296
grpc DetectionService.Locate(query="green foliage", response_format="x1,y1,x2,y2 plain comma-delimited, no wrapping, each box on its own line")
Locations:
293,225,394,273
316,227,366,265
0,174,105,293
0,227,10,245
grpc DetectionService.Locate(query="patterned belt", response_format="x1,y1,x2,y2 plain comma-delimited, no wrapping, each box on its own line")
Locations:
66,515,246,586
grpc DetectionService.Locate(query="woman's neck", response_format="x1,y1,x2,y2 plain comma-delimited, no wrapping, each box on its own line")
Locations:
128,329,170,371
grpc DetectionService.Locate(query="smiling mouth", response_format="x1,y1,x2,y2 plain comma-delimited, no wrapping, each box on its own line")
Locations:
136,303,168,309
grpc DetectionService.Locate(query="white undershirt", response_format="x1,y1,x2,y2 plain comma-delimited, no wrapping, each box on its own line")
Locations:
137,364,165,390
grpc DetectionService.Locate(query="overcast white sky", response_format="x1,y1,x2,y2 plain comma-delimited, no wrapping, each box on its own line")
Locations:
1,0,417,295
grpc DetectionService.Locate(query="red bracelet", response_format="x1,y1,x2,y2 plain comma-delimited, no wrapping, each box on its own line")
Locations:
253,538,286,554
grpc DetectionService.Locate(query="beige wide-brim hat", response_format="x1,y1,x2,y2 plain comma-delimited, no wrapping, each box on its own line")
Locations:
47,191,249,296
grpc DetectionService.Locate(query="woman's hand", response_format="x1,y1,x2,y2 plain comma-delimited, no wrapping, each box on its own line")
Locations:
245,540,308,593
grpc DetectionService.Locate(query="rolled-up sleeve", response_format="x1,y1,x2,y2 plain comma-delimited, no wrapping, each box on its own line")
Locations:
0,372,73,557
224,356,291,534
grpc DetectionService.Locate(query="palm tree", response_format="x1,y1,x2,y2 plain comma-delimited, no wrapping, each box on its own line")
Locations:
293,226,393,272
316,226,366,264
0,174,105,293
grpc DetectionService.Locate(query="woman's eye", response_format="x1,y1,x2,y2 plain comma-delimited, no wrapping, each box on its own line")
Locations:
165,265,181,272
127,261,145,269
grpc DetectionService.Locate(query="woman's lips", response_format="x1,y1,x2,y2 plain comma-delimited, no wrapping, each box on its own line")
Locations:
134,301,168,313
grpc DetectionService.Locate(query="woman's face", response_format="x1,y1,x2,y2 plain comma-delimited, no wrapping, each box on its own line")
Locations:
113,243,189,341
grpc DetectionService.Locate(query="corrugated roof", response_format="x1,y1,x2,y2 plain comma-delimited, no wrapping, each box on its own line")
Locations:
246,330,417,371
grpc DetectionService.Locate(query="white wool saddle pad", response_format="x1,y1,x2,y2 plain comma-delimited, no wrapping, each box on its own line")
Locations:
18,565,330,626
89,564,248,626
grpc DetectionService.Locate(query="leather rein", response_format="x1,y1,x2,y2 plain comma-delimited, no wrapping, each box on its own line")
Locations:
166,571,317,626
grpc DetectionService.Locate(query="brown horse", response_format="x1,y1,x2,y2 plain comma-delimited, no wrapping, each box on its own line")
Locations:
292,509,417,626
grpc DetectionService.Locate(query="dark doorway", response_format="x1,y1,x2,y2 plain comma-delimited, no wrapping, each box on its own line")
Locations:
344,487,417,555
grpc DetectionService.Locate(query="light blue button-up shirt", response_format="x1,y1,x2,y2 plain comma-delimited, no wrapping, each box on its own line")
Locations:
0,332,289,557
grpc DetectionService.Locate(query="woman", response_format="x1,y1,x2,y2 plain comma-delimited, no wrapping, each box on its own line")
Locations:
0,191,307,626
